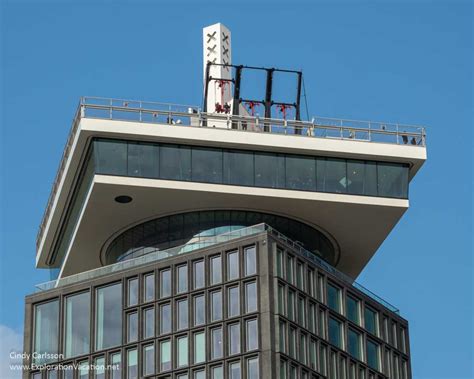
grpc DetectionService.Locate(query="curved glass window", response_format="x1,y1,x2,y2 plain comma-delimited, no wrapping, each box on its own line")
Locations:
105,210,337,266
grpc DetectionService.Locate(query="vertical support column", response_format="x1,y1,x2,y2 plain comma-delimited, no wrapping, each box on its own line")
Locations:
264,68,274,132
295,71,303,134
232,65,243,129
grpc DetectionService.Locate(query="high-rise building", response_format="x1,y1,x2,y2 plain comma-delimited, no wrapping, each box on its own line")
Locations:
24,23,426,379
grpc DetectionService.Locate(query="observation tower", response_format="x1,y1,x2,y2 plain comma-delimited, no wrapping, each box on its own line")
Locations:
24,23,426,379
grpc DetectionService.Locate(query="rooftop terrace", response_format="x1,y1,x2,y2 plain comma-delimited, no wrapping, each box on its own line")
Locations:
37,96,427,250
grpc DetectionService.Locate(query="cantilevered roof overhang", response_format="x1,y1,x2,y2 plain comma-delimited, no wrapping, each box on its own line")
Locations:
36,116,426,279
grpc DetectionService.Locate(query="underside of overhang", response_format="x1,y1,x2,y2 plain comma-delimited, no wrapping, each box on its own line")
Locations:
56,175,408,279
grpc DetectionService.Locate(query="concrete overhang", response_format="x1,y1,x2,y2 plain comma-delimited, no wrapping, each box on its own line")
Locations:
36,117,426,279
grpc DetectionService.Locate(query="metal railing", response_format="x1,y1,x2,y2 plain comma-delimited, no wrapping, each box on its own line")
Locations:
266,226,400,314
36,96,426,251
35,222,399,314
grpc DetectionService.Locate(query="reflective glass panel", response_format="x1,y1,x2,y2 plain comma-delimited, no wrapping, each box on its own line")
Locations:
96,283,122,350
34,300,59,364
64,292,90,358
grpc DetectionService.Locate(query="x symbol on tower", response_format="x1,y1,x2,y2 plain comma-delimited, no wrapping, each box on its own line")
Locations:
207,31,217,43
222,32,229,44
223,47,229,57
207,45,217,57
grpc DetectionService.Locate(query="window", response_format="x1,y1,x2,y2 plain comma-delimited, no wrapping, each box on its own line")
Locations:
346,296,360,325
318,308,326,338
194,370,206,379
94,356,105,379
78,360,89,379
327,283,341,312
194,260,205,289
309,339,317,369
127,142,159,178
229,361,241,379
317,158,347,193
296,262,304,290
211,327,223,359
246,319,258,351
227,251,240,280
127,278,138,307
247,357,260,379
177,265,188,294
160,340,171,372
308,303,316,333
64,291,90,358
229,323,241,355
328,317,343,349
279,321,286,353
288,290,295,321
298,296,306,327
160,269,171,298
96,283,122,350
348,329,361,360
245,282,258,313
223,149,254,186
286,256,294,284
244,246,257,276
33,299,59,364
159,144,191,181
377,162,408,199
177,336,188,367
143,344,155,376
160,303,172,334
210,255,222,284
192,147,223,183
255,152,285,188
300,333,307,364
177,299,189,330
211,365,224,379
144,273,155,302
194,295,205,326
280,359,287,379
110,352,121,379
127,312,138,343
347,160,377,196
366,340,380,370
320,344,327,375
228,286,240,317
95,139,127,175
194,332,206,363
211,290,222,321
286,155,316,190
276,248,284,277
143,307,155,338
289,327,296,358
127,348,137,379
364,307,378,336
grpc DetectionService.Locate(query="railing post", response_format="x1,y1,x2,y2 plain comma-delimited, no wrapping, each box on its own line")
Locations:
109,98,113,119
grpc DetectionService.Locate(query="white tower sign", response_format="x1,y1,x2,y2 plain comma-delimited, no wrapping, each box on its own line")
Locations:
203,23,233,117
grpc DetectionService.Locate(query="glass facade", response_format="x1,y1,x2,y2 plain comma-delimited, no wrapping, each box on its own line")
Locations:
33,300,59,364
28,238,408,379
95,283,122,350
64,292,90,358
93,139,409,199
106,210,336,266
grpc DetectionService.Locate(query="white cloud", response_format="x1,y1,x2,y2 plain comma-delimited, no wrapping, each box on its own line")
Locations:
0,324,23,379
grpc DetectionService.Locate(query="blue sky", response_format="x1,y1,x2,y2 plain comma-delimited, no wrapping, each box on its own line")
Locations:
0,1,472,378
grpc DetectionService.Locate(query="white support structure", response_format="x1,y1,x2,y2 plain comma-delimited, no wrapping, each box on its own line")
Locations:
203,23,233,123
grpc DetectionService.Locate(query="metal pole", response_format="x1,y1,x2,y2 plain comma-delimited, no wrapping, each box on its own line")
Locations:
264,68,274,132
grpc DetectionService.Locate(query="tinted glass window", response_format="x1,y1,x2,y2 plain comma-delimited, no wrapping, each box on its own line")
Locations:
348,329,361,359
94,140,127,175
328,317,342,349
254,152,285,188
96,283,122,350
64,292,90,358
192,147,223,183
159,145,191,180
346,296,360,325
34,300,59,364
223,150,254,186
377,162,408,198
127,142,159,178
286,156,316,190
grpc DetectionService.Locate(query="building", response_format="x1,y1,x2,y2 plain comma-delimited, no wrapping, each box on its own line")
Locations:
23,23,427,379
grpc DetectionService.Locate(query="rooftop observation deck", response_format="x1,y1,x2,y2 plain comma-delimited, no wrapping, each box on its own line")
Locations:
37,96,427,251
